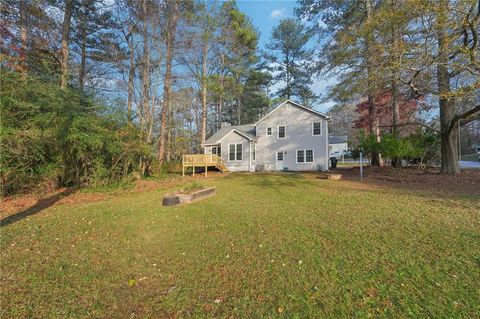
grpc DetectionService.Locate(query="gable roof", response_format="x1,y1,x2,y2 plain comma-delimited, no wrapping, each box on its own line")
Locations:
203,124,256,145
329,136,348,144
254,99,329,126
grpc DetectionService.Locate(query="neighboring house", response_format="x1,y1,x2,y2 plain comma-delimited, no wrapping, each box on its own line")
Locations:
328,136,349,156
202,100,329,172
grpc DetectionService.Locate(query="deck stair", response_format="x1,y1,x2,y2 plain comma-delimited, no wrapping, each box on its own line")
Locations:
182,154,228,177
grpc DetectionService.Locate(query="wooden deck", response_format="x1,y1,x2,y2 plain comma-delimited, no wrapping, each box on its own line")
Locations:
182,154,228,177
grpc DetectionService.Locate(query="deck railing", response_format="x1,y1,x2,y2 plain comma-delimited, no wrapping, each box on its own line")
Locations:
182,154,225,177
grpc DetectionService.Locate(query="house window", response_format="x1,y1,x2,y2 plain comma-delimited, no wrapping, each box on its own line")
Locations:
266,127,272,136
312,122,322,136
228,144,243,161
297,149,314,163
229,144,235,161
277,151,284,161
297,150,305,163
278,125,286,139
252,143,256,161
306,150,314,162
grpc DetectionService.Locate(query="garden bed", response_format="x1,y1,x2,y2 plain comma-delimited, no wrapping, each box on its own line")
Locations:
163,186,216,206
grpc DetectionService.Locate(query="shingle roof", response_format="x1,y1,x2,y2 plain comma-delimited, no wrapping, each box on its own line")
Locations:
203,124,256,145
254,99,329,125
329,136,348,144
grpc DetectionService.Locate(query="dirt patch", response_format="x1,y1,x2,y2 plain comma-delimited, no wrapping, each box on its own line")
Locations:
0,188,107,221
1,171,231,220
323,166,480,197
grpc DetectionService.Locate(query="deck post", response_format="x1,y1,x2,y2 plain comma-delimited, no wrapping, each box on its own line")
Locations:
182,165,185,177
193,165,195,176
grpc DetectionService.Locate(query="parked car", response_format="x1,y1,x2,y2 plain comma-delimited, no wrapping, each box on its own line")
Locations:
329,151,341,158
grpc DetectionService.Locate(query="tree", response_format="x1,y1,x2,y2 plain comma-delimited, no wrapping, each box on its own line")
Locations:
264,18,315,104
60,0,75,88
296,0,390,165
158,0,179,163
298,0,480,174
72,0,117,91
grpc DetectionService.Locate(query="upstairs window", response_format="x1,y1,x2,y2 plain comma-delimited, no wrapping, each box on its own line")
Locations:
313,122,322,136
278,125,286,139
266,127,272,136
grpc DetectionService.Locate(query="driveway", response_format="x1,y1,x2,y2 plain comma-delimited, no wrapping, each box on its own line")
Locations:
460,160,480,169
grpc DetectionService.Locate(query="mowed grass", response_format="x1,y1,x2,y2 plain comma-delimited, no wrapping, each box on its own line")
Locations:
1,173,479,318
461,153,479,162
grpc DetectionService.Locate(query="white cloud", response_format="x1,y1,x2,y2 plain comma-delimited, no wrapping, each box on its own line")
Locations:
270,8,286,20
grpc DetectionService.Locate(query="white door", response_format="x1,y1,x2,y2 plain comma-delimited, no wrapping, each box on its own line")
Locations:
275,151,284,170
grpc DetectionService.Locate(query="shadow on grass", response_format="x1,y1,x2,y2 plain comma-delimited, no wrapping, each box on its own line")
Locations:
227,172,317,189
1,189,75,227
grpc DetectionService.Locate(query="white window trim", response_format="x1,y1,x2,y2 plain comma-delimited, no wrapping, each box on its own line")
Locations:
312,122,322,136
296,149,314,164
277,125,286,139
228,143,243,162
277,151,284,161
266,126,272,136
305,149,314,163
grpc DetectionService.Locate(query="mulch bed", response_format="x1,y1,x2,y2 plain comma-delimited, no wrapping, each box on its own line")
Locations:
330,166,480,197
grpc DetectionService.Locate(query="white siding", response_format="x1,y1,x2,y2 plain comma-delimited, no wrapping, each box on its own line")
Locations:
255,102,329,171
220,131,252,172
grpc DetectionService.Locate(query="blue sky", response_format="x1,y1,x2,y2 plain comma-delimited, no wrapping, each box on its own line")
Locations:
236,0,297,49
235,0,336,113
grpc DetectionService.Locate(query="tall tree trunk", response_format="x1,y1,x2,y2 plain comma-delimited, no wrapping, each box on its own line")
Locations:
365,0,382,166
140,0,151,176
141,0,150,131
158,0,178,163
218,97,223,130
79,4,87,91
437,0,459,174
127,32,135,124
60,0,74,88
236,96,241,125
19,0,29,73
200,41,208,144
390,0,401,167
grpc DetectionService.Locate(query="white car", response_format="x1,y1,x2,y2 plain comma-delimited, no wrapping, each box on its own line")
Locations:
329,151,341,158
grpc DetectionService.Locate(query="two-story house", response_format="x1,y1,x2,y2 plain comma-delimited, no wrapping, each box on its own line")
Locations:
202,100,329,172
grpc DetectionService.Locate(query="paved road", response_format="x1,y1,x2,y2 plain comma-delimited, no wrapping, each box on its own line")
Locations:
460,160,480,169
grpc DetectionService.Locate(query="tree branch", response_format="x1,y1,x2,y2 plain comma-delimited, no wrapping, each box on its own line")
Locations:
448,104,480,134
379,122,442,134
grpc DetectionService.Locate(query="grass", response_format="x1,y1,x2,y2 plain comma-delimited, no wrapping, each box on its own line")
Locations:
1,173,479,318
461,153,479,162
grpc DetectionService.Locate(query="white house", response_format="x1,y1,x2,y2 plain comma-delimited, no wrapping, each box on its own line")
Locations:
202,100,330,172
328,136,349,156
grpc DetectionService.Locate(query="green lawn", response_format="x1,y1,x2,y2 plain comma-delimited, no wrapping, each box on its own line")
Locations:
461,153,479,162
1,173,479,318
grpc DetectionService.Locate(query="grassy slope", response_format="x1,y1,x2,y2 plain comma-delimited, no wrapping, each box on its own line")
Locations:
461,153,479,162
1,174,479,318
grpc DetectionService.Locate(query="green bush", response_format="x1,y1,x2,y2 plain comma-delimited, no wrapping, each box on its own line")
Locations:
357,130,440,167
0,70,153,196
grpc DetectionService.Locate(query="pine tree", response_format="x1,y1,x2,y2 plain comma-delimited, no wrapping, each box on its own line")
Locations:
264,18,315,105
